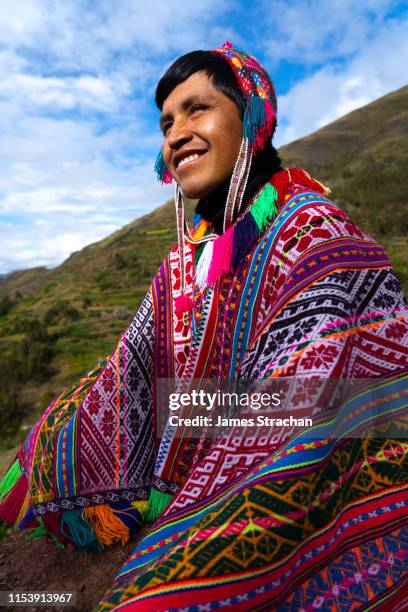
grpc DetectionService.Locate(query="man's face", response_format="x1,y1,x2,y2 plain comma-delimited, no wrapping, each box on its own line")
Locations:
160,71,243,199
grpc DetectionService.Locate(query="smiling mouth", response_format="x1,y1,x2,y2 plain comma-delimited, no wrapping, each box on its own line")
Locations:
176,151,207,170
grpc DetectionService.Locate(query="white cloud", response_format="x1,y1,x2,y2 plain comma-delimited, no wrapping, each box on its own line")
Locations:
0,1,405,273
0,0,233,273
0,0,229,73
0,0,46,47
0,73,129,113
275,17,408,145
1,225,114,271
0,113,173,272
262,0,400,64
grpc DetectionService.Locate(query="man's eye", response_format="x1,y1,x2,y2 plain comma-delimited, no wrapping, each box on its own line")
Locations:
191,104,207,113
163,122,173,135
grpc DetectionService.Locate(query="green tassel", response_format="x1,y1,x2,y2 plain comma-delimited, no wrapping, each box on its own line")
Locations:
28,519,48,539
60,509,102,551
154,148,172,183
194,242,206,266
28,518,64,550
145,488,173,523
0,459,21,501
154,147,166,181
243,95,266,144
250,183,278,232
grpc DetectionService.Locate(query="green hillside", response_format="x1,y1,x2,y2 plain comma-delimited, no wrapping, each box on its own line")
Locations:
0,86,407,459
279,85,407,239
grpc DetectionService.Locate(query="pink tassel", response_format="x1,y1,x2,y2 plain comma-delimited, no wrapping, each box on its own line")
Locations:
207,227,234,285
0,473,29,526
254,133,263,154
175,294,194,315
163,170,173,184
265,99,276,137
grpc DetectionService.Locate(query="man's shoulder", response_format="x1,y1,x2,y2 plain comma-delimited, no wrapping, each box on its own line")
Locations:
278,184,375,246
257,182,391,280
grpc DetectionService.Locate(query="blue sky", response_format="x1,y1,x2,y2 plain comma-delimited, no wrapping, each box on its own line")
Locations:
1,0,407,273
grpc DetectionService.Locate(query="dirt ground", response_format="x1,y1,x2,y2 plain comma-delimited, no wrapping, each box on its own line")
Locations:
0,529,142,612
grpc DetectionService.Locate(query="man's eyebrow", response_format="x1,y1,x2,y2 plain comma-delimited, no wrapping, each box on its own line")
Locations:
159,94,208,127
159,111,172,128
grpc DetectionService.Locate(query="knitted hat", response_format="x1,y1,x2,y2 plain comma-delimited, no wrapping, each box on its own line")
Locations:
212,41,277,154
155,41,277,183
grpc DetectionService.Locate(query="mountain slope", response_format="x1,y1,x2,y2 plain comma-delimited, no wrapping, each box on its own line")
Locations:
279,85,408,237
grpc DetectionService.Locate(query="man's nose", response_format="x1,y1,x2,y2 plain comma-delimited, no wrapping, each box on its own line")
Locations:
167,117,193,150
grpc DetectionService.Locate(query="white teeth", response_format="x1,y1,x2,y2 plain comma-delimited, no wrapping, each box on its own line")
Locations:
177,153,200,168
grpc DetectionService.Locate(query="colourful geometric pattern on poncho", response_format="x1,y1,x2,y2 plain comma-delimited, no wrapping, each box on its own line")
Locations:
34,290,155,509
0,293,156,545
97,427,408,610
1,172,407,607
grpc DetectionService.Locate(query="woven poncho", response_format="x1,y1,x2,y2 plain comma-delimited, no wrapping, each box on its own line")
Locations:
1,169,408,610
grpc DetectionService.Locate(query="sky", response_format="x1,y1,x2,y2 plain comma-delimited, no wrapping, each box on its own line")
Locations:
1,0,407,274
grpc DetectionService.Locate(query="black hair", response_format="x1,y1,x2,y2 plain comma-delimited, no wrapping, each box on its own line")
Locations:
155,50,246,117
156,50,283,231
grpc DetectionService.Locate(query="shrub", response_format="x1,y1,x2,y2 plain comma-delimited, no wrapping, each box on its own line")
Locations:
113,253,126,270
0,295,16,317
44,300,80,325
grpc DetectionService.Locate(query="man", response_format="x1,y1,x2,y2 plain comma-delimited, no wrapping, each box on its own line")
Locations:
1,42,407,610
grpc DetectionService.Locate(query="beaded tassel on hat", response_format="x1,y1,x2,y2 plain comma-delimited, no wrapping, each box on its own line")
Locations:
212,41,277,157
223,139,253,233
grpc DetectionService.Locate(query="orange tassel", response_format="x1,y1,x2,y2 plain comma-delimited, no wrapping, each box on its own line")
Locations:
84,504,129,546
192,219,211,240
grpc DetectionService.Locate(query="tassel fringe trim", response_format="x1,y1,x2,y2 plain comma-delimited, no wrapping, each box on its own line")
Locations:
154,148,172,184
243,95,276,156
0,459,29,527
0,459,21,501
26,502,144,550
31,501,145,551
0,456,145,550
0,459,144,550
145,487,173,523
60,508,101,550
28,517,65,549
84,504,129,546
131,500,149,519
